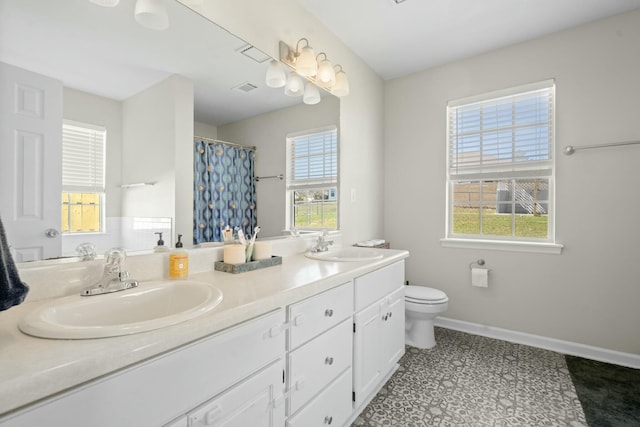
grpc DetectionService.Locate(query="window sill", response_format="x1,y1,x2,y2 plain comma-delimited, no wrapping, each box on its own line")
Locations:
440,238,563,254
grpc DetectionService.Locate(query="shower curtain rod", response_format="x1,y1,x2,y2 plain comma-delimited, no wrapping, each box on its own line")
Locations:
562,139,640,155
194,135,256,151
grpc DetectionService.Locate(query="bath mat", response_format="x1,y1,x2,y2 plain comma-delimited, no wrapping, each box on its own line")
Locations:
566,355,640,427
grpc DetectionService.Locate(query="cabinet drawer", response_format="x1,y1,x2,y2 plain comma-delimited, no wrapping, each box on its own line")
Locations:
286,368,352,427
187,360,284,427
288,319,352,415
354,260,404,311
288,281,353,349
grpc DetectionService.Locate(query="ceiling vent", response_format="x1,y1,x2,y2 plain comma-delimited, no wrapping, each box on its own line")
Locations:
238,44,271,63
232,82,258,93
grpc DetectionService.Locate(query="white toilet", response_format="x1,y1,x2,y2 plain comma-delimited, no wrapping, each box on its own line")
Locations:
404,285,449,349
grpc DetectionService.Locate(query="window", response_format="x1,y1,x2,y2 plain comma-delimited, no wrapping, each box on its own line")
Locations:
446,80,555,244
61,120,106,233
286,126,338,230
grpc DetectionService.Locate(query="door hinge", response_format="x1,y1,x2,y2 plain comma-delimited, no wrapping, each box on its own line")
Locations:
352,391,356,402
353,323,356,333
283,369,285,384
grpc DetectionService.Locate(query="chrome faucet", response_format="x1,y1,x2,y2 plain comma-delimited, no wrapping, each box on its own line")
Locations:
81,248,139,296
311,230,334,253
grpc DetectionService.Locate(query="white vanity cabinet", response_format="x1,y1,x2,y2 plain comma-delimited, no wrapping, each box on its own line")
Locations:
285,281,354,427
352,260,405,409
0,310,286,427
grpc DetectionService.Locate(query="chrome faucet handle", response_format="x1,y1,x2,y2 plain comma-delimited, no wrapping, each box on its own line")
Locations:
76,242,97,261
105,247,125,264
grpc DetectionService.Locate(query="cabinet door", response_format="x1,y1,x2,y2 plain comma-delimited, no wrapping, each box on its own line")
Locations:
187,360,284,427
380,287,405,373
352,301,385,407
353,287,405,408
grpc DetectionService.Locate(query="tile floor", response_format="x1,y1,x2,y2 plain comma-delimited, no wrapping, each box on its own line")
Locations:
352,327,587,427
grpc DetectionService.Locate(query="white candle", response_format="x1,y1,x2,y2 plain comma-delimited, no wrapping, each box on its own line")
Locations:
224,244,246,264
252,241,272,261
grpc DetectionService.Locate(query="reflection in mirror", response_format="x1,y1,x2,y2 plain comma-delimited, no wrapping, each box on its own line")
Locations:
0,0,339,262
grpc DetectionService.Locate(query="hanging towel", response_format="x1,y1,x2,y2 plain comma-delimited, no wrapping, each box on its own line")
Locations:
0,216,29,311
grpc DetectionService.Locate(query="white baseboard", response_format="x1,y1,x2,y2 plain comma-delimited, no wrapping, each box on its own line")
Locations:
435,317,640,369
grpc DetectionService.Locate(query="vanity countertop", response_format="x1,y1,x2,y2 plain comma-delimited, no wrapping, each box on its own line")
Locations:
0,249,408,417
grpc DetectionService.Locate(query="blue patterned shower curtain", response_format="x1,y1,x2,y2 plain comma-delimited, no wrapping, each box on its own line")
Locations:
193,139,257,243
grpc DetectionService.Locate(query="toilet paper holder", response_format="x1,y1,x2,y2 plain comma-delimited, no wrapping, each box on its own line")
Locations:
469,259,491,271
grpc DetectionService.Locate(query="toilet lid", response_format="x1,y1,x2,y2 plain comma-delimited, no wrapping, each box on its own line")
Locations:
405,286,448,303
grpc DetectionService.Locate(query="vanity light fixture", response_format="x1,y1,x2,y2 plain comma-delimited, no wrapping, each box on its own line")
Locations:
134,0,169,30
276,39,350,98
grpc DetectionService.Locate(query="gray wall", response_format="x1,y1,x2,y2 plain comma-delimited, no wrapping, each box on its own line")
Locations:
218,96,339,238
384,10,640,354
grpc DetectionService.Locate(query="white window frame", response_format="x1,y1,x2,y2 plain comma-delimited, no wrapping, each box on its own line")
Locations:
442,80,563,254
61,119,106,234
285,126,339,232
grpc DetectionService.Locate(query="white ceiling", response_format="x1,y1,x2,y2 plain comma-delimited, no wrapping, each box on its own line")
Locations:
296,0,640,80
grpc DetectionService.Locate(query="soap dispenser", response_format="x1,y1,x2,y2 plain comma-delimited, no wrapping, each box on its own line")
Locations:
169,234,188,279
154,232,169,252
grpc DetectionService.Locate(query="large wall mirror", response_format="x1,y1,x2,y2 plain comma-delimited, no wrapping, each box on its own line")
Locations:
0,0,340,262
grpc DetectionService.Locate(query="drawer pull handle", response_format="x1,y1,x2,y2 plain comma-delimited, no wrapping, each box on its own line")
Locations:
325,356,334,365
324,416,333,425
324,309,334,317
382,314,388,321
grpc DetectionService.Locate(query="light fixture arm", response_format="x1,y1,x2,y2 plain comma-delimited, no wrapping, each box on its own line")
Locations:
316,52,329,62
294,38,310,58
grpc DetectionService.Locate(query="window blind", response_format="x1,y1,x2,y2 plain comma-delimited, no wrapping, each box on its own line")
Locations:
448,81,554,179
62,120,106,192
287,127,338,190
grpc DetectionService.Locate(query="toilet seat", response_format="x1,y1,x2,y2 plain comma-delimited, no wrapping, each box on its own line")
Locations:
405,286,448,304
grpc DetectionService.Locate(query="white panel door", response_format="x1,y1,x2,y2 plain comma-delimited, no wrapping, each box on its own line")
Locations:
0,62,62,261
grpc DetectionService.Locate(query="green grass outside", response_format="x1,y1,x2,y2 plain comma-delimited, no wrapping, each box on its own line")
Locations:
294,202,337,229
453,207,548,238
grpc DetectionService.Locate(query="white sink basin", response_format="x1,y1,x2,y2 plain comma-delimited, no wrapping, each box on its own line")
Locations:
305,247,384,262
18,281,223,339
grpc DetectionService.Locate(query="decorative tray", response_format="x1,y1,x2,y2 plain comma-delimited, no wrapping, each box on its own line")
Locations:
214,255,282,274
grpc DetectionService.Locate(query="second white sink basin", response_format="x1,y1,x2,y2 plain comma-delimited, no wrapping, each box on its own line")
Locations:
18,281,223,339
305,247,384,262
